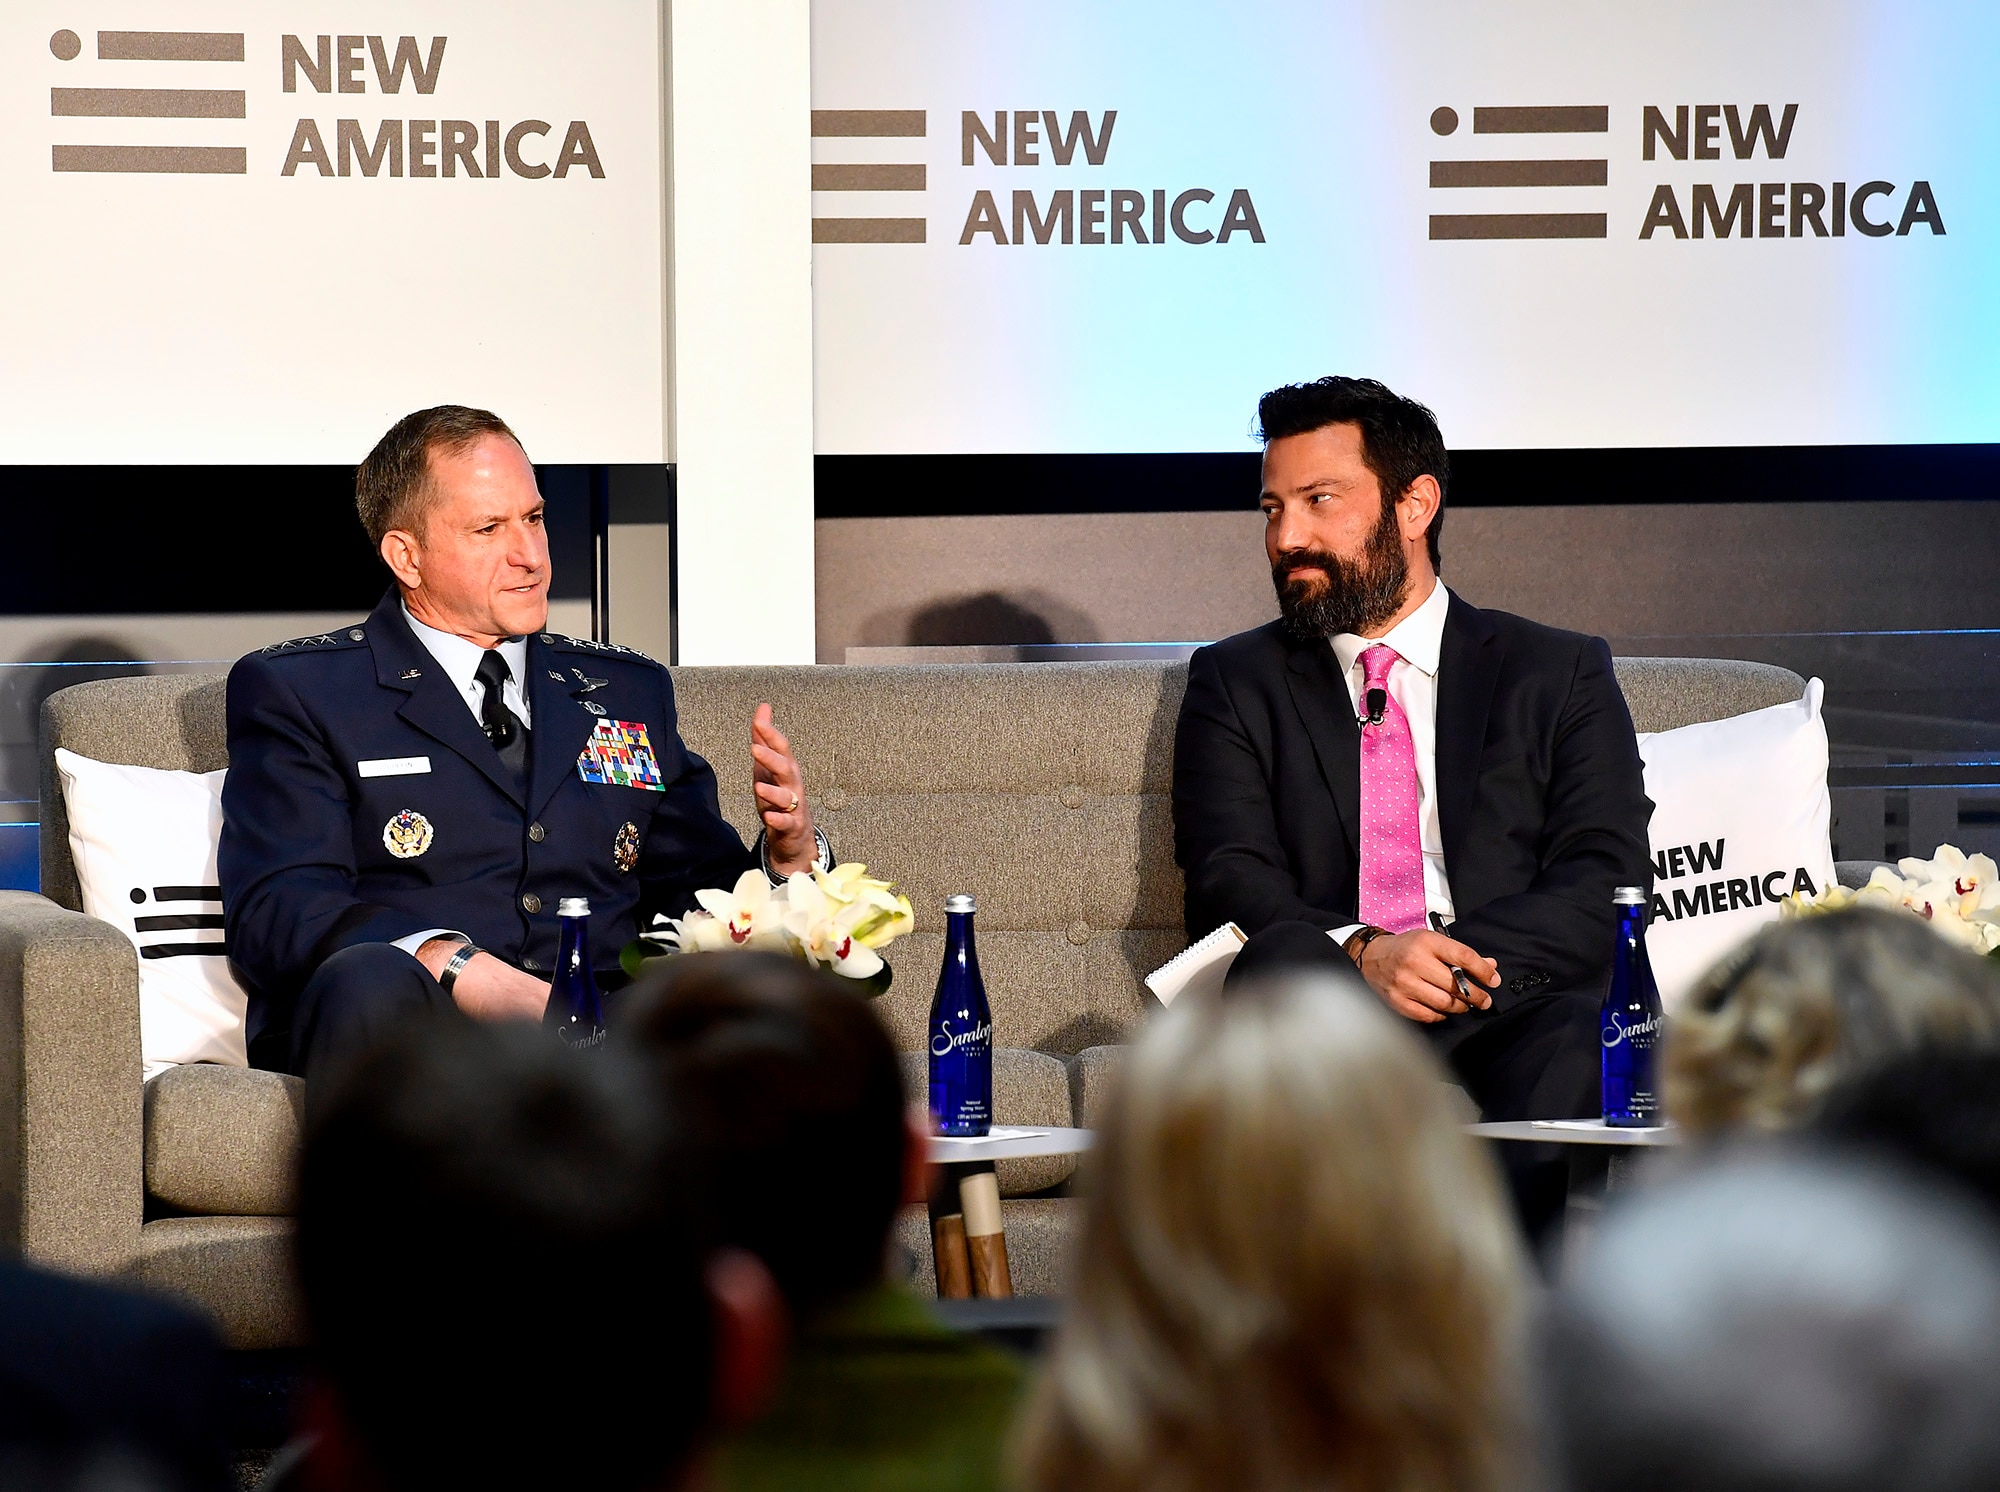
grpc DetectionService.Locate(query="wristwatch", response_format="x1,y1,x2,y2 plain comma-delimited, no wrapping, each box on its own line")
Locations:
760,825,833,886
1343,925,1391,966
438,939,482,994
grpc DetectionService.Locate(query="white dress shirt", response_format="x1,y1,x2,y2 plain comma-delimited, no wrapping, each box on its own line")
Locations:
1329,576,1457,944
390,607,534,957
401,604,532,729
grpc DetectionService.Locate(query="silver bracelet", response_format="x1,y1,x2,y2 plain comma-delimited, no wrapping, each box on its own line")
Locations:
439,940,482,994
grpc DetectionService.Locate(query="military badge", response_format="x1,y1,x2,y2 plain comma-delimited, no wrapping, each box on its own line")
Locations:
583,701,607,716
383,809,433,859
576,719,666,790
614,821,641,873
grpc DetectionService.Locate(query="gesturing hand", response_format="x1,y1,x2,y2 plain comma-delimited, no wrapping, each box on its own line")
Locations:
751,703,819,876
1355,930,1499,1024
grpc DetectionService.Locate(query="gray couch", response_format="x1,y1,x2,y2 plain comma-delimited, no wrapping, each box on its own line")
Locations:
0,656,1811,1344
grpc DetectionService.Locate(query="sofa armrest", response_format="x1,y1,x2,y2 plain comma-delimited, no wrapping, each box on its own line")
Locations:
0,891,143,1272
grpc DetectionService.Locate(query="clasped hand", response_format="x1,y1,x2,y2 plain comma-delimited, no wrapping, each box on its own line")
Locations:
1355,930,1498,1023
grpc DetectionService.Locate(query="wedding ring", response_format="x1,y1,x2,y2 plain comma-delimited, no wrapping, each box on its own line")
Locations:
788,792,800,813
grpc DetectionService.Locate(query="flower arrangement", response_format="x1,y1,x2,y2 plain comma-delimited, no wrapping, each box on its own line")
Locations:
1782,843,2000,956
622,863,916,992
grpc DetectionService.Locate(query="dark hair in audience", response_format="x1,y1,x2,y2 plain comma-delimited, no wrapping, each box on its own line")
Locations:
622,951,908,1317
1256,376,1449,568
296,1021,712,1492
1548,1150,2000,1492
355,404,522,547
1817,1047,2000,1215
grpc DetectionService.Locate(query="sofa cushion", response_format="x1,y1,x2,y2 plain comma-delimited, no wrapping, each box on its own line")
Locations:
898,1047,1078,1195
144,1065,303,1217
124,1215,301,1350
55,749,249,1070
1067,1044,1126,1131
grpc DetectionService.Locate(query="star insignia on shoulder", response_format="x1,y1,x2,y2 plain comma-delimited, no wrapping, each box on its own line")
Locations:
540,633,660,666
260,627,366,655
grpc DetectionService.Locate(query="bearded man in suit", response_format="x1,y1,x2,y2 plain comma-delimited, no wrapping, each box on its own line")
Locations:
1172,376,1653,1240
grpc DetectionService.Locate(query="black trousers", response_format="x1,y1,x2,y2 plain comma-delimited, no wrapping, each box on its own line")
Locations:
246,944,461,1112
1225,920,1599,1251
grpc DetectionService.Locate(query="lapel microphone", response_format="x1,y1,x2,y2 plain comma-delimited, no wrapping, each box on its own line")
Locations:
1362,687,1388,727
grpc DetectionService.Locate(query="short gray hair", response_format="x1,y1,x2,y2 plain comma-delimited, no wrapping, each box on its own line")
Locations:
355,405,523,547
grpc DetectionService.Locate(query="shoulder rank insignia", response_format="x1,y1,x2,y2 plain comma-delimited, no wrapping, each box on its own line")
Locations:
540,632,661,666
577,719,665,790
260,626,366,655
383,808,434,858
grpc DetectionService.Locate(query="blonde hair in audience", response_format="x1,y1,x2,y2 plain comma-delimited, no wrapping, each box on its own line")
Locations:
1667,905,2000,1135
1013,975,1532,1492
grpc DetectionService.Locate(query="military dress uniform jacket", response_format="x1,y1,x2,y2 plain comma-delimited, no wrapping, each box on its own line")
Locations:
219,590,756,1049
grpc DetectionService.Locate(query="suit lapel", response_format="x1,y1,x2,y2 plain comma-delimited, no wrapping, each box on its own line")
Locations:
526,643,601,818
368,594,524,807
1284,641,1361,860
1435,593,1503,883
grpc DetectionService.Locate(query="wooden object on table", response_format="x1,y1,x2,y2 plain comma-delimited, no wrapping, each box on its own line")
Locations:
928,1165,974,1298
958,1166,1013,1299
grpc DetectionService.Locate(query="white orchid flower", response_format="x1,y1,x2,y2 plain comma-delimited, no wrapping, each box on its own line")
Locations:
782,872,885,978
693,869,787,949
810,863,916,951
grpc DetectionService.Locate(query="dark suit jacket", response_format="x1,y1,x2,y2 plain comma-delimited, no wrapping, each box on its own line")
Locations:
220,590,755,1044
0,1259,226,1490
1173,592,1652,1016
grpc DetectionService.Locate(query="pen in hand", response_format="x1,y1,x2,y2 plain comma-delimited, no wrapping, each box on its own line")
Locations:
1428,911,1486,1013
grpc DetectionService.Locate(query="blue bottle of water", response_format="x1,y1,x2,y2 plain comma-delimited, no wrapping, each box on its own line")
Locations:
544,896,606,1051
928,894,993,1136
1601,885,1664,1124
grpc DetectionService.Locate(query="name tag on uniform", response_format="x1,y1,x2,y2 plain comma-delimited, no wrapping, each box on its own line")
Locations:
358,756,432,778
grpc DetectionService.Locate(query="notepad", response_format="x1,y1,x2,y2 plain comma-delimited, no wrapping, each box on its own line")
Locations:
1144,922,1247,1006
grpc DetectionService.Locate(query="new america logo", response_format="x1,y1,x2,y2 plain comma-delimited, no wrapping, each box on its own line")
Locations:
1426,99,1943,243
811,108,1264,248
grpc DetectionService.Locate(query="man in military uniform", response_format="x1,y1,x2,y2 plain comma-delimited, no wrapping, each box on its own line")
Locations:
220,405,829,1082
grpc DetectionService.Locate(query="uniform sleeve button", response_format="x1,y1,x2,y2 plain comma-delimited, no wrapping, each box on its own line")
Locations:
1059,785,1087,810
522,957,541,972
528,822,546,843
1066,919,1092,945
522,893,542,914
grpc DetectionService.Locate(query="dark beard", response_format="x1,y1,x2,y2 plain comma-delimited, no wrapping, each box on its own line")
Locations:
1271,502,1411,643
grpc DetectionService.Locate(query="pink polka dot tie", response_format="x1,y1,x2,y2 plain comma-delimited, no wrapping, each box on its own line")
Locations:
1357,644,1426,934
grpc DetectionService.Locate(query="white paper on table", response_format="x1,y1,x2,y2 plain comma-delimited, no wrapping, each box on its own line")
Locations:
1532,1118,1674,1134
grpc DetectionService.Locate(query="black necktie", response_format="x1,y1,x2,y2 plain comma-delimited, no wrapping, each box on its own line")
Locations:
474,649,529,788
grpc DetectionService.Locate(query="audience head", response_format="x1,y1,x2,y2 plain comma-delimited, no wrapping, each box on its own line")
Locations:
297,1019,775,1492
621,950,912,1319
1015,973,1530,1492
1667,905,2000,1135
1816,1046,2000,1215
356,404,549,641
1257,376,1448,641
1547,1149,2000,1492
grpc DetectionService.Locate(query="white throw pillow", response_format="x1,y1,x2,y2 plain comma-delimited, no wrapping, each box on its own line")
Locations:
1636,679,1836,1009
54,748,248,1070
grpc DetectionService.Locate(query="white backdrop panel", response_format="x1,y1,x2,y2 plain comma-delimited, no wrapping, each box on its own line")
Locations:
1,1,665,464
811,0,1998,453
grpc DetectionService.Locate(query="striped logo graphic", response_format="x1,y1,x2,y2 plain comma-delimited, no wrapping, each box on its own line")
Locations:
48,29,247,175
812,109,925,244
129,883,229,959
1427,104,1608,241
